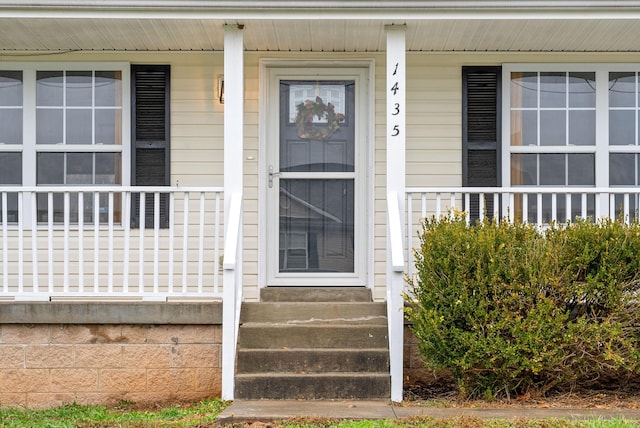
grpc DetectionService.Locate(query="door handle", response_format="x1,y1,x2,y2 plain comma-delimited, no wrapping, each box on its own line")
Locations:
268,165,280,188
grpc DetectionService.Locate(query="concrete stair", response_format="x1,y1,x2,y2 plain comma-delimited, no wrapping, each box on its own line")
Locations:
234,287,391,400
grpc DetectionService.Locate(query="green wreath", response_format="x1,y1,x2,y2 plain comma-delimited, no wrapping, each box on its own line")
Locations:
295,96,345,140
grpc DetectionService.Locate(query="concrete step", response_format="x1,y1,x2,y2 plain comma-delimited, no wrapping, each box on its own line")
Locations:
260,287,372,302
235,373,391,400
238,324,389,349
237,348,389,373
240,302,387,324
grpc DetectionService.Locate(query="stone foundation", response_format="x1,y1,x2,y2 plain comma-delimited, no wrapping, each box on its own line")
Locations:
0,303,222,409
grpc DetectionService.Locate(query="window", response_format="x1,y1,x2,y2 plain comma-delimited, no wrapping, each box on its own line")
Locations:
504,65,640,221
0,63,171,227
0,64,129,224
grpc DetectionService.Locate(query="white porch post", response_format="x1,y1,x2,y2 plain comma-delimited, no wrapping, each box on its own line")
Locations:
386,25,406,403
221,23,244,401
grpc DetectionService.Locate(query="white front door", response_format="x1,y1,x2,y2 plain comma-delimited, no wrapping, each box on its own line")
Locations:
265,68,368,286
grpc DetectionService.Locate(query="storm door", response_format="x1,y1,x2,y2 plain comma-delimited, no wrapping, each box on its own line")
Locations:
266,76,366,286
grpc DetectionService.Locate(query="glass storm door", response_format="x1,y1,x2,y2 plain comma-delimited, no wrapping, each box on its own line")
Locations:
267,78,365,286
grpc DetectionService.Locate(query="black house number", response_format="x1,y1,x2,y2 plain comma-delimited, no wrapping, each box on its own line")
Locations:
390,62,401,137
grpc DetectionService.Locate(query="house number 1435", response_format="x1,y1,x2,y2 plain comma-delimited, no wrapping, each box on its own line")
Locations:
390,62,401,137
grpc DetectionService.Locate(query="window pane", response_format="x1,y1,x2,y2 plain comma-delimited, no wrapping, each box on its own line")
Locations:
36,109,63,144
511,72,537,108
0,71,22,106
540,72,566,108
568,153,595,185
569,72,595,108
610,110,635,145
66,71,92,107
36,71,63,106
569,110,595,146
511,153,537,185
610,153,636,185
66,109,92,144
0,109,22,144
540,110,566,146
511,110,537,146
609,72,636,108
95,71,122,107
0,153,22,184
95,153,121,184
66,153,93,184
95,109,119,145
540,153,565,185
37,153,64,184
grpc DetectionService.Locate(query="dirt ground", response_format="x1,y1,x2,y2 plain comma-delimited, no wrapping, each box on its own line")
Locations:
403,379,640,409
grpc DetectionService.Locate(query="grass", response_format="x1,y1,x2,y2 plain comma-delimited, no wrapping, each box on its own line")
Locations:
0,398,227,427
0,401,637,427
279,418,639,428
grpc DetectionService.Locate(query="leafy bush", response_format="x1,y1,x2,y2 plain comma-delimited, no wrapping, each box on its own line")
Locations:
405,215,640,399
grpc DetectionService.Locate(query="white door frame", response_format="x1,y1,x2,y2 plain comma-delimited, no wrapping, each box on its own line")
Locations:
258,59,375,288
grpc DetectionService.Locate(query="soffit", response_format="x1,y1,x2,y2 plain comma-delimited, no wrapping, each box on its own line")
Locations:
1,18,640,52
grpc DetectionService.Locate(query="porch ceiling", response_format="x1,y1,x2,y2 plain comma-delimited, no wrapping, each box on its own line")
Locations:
2,17,640,53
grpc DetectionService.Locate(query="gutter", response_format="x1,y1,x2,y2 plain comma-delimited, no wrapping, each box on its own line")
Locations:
4,0,640,10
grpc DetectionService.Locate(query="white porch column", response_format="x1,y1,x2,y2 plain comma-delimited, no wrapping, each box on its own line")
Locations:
222,23,244,401
386,25,406,403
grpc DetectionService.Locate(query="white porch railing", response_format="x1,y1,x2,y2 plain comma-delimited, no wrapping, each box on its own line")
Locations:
404,186,640,278
0,186,224,301
221,192,243,401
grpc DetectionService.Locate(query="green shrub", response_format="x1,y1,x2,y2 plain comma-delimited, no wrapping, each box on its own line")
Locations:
405,215,640,399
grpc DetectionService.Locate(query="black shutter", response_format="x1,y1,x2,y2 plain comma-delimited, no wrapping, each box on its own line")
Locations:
131,64,170,228
462,66,501,222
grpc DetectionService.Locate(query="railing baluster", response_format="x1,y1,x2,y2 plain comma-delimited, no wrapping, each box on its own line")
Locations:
18,193,23,294
537,193,543,227
138,192,146,293
479,193,485,222
581,193,587,220
123,191,131,293
493,193,499,219
464,193,470,225
213,192,220,295
168,192,175,293
78,192,84,292
153,192,160,295
610,193,616,220
2,193,7,293
48,192,54,293
435,192,441,218
63,192,70,293
31,191,38,293
182,193,189,292
624,193,630,224
566,193,571,224
407,193,413,278
94,191,100,293
198,192,205,294
450,193,455,217
108,192,114,293
421,192,426,218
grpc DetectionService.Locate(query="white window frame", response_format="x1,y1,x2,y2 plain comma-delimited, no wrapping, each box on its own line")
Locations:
503,63,640,192
0,62,131,227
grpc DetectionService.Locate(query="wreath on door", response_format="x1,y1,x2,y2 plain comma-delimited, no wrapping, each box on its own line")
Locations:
295,96,345,140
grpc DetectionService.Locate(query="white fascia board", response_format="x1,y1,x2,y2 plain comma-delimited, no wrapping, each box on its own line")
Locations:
4,1,640,20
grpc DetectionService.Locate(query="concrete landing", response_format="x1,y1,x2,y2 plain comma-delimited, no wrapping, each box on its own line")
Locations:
216,400,640,424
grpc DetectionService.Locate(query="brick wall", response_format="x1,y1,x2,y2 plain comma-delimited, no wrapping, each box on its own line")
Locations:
0,303,223,409
0,324,222,409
